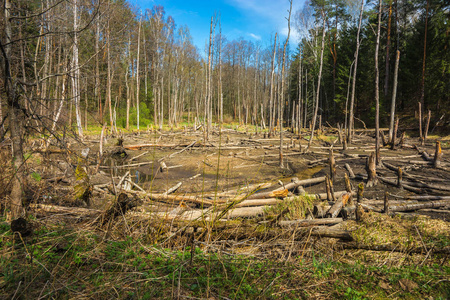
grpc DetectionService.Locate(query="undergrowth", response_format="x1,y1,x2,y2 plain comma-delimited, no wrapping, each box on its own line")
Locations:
1,217,449,299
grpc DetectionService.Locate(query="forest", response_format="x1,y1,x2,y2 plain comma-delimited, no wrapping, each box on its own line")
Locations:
1,0,449,298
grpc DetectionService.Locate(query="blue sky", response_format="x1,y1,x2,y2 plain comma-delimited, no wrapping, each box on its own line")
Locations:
133,0,304,51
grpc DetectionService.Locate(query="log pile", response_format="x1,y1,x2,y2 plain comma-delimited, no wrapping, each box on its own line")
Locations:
28,127,450,254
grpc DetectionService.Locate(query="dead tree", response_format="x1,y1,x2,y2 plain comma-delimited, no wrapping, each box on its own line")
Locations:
308,10,327,149
389,51,400,143
279,0,292,168
434,141,442,168
374,0,382,165
366,152,378,187
347,0,365,143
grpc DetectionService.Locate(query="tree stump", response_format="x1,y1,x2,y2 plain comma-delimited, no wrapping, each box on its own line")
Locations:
434,141,442,168
356,183,364,221
329,150,336,182
102,193,141,225
384,192,390,214
365,152,378,187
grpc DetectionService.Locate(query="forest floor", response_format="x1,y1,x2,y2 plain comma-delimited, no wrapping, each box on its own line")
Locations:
1,124,450,299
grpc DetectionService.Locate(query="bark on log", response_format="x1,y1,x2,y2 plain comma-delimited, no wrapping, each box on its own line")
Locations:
395,195,450,201
147,193,213,206
345,163,356,179
223,206,266,218
164,182,182,195
234,198,282,208
326,193,351,218
311,190,356,201
309,227,353,240
389,200,450,212
246,177,325,200
403,180,450,192
313,203,330,218
279,218,343,226
378,177,424,194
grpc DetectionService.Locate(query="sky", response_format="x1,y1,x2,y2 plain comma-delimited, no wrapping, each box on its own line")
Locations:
132,0,305,52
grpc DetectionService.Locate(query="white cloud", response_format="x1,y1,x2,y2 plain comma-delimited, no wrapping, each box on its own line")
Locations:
248,33,261,40
226,0,304,39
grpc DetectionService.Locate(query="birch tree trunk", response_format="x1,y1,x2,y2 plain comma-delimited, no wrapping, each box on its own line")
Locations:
136,16,142,131
95,10,101,122
279,1,292,167
348,0,364,143
388,50,400,142
374,0,382,164
72,0,83,138
308,12,326,149
269,33,277,136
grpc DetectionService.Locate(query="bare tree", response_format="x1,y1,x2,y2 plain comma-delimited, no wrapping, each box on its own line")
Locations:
308,9,327,150
279,0,292,167
347,0,364,143
72,0,83,138
388,50,400,143
269,33,278,136
136,15,142,131
374,0,382,164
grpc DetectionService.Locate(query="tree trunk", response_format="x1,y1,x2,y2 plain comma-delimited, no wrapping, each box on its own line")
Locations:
348,0,365,143
269,33,277,136
366,152,378,187
374,0,382,165
136,16,142,131
72,0,83,138
308,12,326,149
384,0,393,98
3,0,24,218
279,1,292,167
420,0,429,110
389,50,400,142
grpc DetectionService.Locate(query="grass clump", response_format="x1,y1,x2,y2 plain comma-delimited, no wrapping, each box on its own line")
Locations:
264,194,314,220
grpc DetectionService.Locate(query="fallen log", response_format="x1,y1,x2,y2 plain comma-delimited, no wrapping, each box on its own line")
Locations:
223,206,266,218
146,193,213,206
326,193,351,218
30,203,102,216
234,198,282,208
246,177,325,200
279,218,343,227
102,193,141,225
313,203,330,218
163,182,182,195
341,242,450,254
392,195,450,201
309,227,353,241
345,163,356,179
311,190,356,201
389,200,450,212
402,181,450,192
